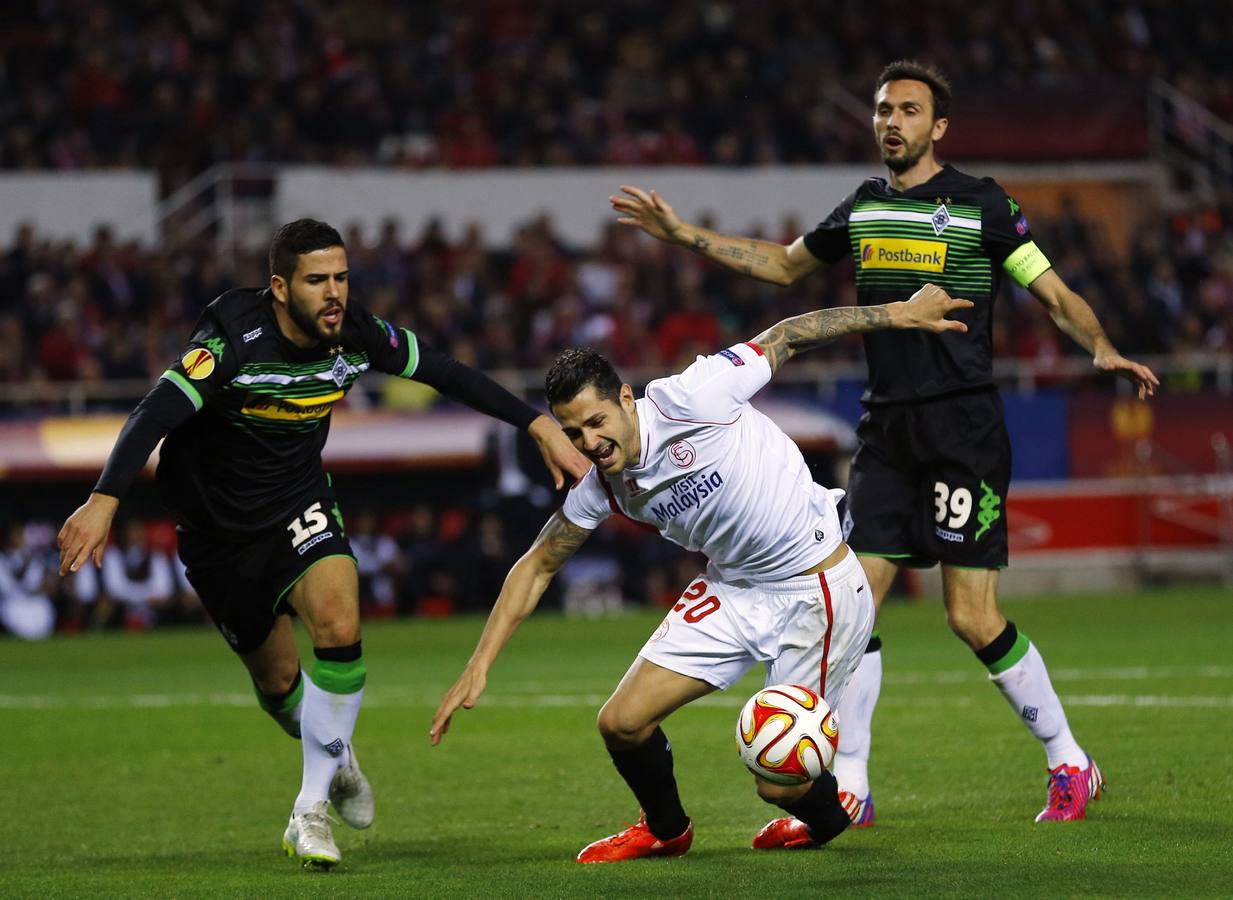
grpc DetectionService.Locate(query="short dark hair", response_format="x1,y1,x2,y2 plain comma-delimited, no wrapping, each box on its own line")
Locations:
875,60,951,121
269,219,345,281
545,348,623,407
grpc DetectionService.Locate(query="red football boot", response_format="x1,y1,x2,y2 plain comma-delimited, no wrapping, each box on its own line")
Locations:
751,816,819,850
576,812,693,864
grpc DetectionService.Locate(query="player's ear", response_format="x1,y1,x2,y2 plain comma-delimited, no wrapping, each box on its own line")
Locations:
619,383,635,408
270,274,289,304
931,116,948,142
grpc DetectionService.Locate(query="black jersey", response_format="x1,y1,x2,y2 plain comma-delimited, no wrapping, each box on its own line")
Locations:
803,165,1052,404
155,289,416,533
95,288,538,535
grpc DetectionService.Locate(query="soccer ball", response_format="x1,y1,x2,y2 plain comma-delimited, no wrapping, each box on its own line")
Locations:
735,684,839,784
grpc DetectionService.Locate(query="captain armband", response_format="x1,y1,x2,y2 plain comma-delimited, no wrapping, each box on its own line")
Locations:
1003,241,1052,288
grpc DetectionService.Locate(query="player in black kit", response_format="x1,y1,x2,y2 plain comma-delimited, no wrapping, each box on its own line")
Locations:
610,60,1157,834
57,219,588,868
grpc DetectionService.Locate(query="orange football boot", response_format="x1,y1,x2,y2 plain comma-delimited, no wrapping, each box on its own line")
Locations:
576,812,693,864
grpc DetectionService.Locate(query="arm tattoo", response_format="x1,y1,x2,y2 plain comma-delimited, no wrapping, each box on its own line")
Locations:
714,241,772,270
692,234,711,251
752,305,893,373
534,510,592,570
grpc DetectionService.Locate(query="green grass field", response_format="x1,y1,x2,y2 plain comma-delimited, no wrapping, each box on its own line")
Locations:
4,587,1232,898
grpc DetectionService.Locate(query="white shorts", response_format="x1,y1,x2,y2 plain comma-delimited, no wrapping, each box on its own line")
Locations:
638,548,875,709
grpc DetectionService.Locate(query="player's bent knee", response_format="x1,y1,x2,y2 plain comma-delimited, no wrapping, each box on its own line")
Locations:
253,667,299,697
305,601,361,646
945,603,1002,648
596,703,655,748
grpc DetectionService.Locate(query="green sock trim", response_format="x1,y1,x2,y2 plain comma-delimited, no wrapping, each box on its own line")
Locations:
985,632,1031,675
255,675,304,715
311,657,367,694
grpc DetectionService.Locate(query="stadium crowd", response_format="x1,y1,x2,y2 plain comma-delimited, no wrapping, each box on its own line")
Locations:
1,200,1230,400
4,1,1232,639
3,1,1231,176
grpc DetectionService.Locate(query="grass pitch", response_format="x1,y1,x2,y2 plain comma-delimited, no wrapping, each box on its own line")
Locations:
3,587,1231,898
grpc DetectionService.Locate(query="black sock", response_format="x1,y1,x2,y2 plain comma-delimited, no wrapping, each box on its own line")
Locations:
774,770,850,845
607,727,689,840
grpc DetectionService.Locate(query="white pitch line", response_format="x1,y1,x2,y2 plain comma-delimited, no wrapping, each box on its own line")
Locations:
2,664,1228,711
2,691,1231,711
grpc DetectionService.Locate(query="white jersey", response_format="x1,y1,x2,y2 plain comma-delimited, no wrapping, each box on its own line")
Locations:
562,342,843,586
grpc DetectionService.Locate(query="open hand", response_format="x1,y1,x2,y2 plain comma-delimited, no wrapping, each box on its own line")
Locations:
609,185,684,244
1094,350,1159,400
56,493,119,576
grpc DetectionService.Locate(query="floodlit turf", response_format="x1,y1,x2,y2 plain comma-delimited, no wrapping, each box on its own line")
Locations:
4,587,1232,898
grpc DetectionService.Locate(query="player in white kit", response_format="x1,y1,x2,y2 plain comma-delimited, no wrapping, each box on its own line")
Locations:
431,285,972,861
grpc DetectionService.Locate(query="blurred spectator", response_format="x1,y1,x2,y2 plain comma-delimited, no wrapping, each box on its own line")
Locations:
351,510,407,618
101,520,175,630
0,523,55,640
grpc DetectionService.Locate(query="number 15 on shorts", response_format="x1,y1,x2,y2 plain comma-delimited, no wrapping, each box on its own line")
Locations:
287,501,331,554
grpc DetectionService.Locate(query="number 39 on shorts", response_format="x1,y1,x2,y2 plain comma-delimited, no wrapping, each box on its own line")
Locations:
673,579,721,623
933,481,972,529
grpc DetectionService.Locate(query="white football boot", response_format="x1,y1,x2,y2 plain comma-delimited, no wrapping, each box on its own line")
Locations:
328,744,374,829
282,800,341,870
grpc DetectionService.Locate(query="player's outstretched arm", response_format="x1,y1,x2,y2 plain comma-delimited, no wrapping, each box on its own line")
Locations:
752,283,974,373
1028,269,1159,400
409,347,588,488
610,184,822,286
429,510,593,745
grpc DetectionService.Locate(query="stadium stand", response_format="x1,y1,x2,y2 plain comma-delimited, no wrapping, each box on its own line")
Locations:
2,0,1231,636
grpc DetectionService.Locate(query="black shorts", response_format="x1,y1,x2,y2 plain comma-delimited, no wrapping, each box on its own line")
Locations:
178,494,356,654
843,389,1010,569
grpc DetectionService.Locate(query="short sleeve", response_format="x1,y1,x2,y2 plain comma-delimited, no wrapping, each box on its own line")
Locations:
561,468,611,531
645,342,772,424
980,181,1053,288
161,308,238,411
802,188,858,264
350,304,418,376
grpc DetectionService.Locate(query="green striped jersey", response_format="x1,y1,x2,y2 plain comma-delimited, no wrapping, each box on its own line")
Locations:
156,289,418,533
803,165,1048,404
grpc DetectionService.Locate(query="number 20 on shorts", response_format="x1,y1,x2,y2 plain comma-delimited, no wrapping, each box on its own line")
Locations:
674,580,721,623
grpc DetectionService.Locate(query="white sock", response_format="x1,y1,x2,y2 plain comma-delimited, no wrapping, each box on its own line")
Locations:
833,649,882,797
293,675,364,815
989,643,1086,769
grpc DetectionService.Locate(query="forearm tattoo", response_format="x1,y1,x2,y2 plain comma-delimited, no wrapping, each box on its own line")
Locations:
753,305,892,372
534,510,593,569
714,240,772,277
